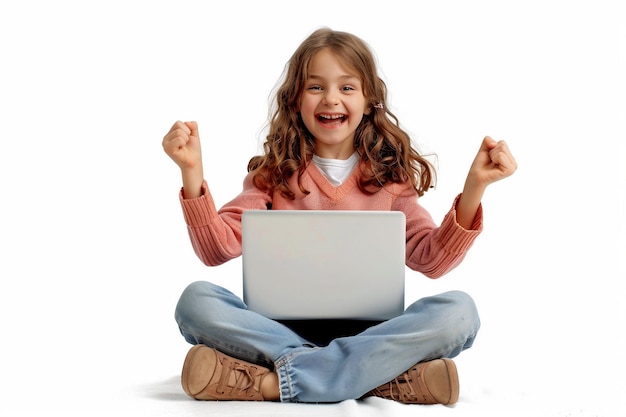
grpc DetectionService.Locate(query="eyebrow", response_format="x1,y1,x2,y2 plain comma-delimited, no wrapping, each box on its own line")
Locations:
307,74,360,82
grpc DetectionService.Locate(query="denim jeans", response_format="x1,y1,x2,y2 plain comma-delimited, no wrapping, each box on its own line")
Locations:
175,280,480,403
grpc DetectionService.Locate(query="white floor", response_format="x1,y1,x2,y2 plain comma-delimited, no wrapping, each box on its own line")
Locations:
3,352,621,417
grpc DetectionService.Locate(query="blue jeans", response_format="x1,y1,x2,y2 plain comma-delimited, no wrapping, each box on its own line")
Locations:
175,280,480,403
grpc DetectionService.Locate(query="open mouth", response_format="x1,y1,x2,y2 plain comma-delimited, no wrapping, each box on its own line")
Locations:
317,113,347,126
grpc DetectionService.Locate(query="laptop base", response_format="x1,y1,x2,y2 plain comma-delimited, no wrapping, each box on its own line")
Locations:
277,319,384,347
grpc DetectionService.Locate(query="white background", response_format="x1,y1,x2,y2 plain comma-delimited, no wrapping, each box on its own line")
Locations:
1,1,624,416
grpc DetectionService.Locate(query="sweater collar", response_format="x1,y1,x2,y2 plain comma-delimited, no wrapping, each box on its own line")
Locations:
306,160,360,201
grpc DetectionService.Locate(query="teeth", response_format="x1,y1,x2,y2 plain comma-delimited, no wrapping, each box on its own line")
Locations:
319,114,344,119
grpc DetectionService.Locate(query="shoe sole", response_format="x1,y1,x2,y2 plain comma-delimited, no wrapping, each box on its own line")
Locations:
181,344,217,399
435,358,459,405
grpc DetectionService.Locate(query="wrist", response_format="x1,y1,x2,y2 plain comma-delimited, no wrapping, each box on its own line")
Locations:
457,181,485,230
461,180,486,202
181,166,204,199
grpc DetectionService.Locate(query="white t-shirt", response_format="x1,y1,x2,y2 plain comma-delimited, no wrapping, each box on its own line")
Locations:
312,152,359,186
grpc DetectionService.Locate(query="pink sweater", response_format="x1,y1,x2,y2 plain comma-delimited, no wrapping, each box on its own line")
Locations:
180,163,483,278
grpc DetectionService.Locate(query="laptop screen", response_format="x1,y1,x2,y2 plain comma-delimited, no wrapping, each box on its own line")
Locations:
242,210,406,321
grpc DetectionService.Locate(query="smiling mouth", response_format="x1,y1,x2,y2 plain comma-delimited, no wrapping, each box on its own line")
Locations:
317,113,347,126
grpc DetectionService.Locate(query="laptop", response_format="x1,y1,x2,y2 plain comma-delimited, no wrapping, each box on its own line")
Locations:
241,210,406,321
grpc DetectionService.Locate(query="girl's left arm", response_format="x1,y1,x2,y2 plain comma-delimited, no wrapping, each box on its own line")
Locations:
456,136,517,229
400,136,516,278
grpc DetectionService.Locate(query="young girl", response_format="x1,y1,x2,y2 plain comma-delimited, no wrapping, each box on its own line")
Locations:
162,28,516,405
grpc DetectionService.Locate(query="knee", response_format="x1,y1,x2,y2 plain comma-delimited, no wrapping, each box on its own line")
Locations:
175,281,206,325
175,281,235,326
443,290,481,335
179,280,220,300
406,290,481,342
435,291,481,357
177,280,215,306
440,290,478,316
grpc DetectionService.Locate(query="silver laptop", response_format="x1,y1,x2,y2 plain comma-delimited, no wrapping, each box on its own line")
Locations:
242,210,406,320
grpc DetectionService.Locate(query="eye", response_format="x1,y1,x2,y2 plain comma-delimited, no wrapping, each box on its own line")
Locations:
341,85,356,92
307,85,323,91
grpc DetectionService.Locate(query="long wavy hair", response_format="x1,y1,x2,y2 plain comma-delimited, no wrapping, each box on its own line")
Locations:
248,28,434,199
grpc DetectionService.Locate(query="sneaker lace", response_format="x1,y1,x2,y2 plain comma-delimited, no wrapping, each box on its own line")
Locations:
370,368,428,403
388,373,418,402
216,357,262,398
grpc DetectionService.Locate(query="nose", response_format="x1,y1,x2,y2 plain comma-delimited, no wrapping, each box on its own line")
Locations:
323,90,340,106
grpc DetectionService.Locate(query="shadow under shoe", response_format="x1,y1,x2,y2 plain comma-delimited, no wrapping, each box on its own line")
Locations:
364,358,460,405
181,344,271,401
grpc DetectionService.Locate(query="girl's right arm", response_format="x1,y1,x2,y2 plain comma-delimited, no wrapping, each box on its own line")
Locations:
162,120,204,199
163,120,272,266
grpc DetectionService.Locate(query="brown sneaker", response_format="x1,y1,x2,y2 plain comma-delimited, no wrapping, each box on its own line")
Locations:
181,344,271,401
364,358,459,405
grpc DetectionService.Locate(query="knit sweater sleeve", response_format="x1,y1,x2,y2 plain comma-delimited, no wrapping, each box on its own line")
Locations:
179,173,271,266
394,187,483,279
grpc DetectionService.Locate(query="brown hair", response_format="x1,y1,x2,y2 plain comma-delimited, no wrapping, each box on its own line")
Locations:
248,28,434,199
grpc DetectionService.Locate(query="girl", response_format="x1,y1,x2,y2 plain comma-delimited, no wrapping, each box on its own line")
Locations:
162,28,517,404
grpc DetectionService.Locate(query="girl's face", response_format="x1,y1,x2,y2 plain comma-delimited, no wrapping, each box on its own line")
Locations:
299,48,369,159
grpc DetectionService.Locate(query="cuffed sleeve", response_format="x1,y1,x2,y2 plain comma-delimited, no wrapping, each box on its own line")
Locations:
436,194,482,255
178,176,272,266
401,192,483,279
180,181,220,227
